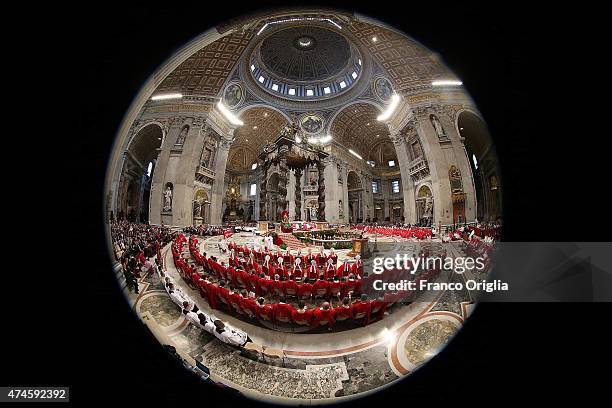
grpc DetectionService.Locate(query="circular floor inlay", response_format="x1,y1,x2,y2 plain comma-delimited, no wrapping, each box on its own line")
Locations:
403,319,457,367
139,294,182,327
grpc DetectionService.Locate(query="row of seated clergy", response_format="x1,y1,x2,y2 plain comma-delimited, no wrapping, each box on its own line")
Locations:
161,266,249,347
228,241,340,268
194,263,365,300
353,225,433,240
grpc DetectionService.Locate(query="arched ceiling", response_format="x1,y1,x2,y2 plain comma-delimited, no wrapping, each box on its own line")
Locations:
367,140,398,168
458,111,492,159
128,124,163,165
330,103,390,158
152,13,453,98
227,107,287,171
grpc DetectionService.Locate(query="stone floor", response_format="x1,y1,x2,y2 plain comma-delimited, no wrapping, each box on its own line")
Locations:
119,232,478,404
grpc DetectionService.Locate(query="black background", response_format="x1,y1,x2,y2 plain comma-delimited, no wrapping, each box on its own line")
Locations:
4,1,609,406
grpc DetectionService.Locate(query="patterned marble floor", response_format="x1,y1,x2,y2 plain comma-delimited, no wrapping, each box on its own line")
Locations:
120,233,477,404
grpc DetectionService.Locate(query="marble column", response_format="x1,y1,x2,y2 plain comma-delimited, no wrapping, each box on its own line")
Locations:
317,160,326,221
390,131,417,224
278,156,288,216
209,137,232,225
294,168,302,221
259,163,268,220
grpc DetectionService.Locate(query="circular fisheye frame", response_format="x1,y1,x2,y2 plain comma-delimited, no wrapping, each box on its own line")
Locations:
104,8,502,405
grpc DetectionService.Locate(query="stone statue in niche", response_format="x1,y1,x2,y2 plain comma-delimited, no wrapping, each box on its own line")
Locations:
430,114,446,139
423,197,433,219
176,126,189,146
193,199,202,217
163,185,173,212
339,200,344,218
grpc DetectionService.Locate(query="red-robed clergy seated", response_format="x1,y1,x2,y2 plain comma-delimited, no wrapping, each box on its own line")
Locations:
273,298,294,323
255,297,274,322
351,294,372,326
369,297,387,321
239,292,257,319
298,279,313,300
283,277,299,297
216,284,231,311
313,278,329,298
312,302,335,329
258,274,271,296
228,289,244,315
328,276,342,298
292,302,313,326
271,276,284,297
333,298,353,322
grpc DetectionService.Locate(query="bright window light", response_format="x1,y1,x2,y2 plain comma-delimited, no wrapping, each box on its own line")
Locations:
306,89,314,96
216,101,244,126
432,80,463,86
372,181,379,193
258,75,265,83
146,161,153,177
358,59,362,65
472,154,478,169
349,149,363,159
388,160,395,167
272,83,279,91
392,180,400,193
250,64,255,71
288,88,296,95
339,81,347,89
250,183,257,196
323,86,331,94
377,93,400,121
252,163,258,170
151,93,182,101
351,71,357,79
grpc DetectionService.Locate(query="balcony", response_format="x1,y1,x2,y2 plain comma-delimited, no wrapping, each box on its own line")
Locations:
408,158,430,182
196,165,216,184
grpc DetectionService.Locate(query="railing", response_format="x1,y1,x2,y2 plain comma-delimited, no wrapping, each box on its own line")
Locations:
408,158,428,176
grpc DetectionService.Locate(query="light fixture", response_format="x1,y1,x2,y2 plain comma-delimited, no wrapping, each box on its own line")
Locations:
372,36,378,42
349,149,363,159
264,112,268,117
432,80,463,86
216,101,244,126
253,126,258,130
377,93,400,122
257,17,342,36
151,93,182,101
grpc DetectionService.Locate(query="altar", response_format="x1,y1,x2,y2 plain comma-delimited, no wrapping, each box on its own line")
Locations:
258,117,329,223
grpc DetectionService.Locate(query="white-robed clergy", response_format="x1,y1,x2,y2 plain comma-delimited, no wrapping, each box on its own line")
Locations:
204,318,249,347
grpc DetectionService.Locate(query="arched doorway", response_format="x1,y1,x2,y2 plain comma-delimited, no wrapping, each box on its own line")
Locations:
193,189,210,225
347,171,363,223
117,124,163,222
267,173,280,222
415,185,433,226
457,111,501,222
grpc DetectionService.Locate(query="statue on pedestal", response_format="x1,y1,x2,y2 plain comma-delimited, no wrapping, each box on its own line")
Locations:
163,185,173,212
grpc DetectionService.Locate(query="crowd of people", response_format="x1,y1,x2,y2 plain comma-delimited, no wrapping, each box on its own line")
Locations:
171,234,440,331
353,225,434,240
111,221,176,294
183,225,226,236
